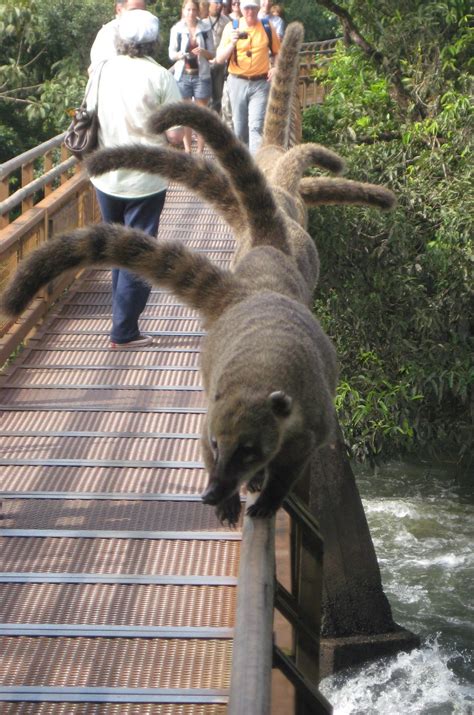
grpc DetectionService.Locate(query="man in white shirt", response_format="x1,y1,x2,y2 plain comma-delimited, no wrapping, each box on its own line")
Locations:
89,0,146,72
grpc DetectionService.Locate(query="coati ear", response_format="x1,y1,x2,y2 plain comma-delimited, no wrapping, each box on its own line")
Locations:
269,391,293,417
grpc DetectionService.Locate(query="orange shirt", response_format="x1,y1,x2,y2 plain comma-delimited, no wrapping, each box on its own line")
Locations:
220,19,280,77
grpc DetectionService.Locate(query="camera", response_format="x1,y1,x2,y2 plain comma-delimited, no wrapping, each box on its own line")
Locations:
238,32,248,39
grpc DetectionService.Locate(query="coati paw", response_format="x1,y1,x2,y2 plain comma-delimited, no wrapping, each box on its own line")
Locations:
246,497,278,519
216,493,242,527
247,471,265,493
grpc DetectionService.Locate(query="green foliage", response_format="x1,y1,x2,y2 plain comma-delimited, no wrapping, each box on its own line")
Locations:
305,2,473,462
284,1,337,42
1,0,116,158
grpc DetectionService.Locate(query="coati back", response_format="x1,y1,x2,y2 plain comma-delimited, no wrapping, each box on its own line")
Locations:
1,222,337,525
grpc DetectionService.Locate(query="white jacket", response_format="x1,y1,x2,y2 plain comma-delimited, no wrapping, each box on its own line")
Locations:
168,20,215,82
90,55,182,198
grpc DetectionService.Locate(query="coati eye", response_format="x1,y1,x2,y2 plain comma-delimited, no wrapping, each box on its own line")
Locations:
240,442,259,463
210,437,218,452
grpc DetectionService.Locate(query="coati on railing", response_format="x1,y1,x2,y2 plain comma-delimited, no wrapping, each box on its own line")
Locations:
1,24,395,525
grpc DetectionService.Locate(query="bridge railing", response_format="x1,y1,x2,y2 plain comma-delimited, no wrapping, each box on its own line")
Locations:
298,38,339,109
0,138,98,365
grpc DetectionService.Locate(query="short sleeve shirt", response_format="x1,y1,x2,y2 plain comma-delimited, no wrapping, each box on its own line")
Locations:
219,19,280,77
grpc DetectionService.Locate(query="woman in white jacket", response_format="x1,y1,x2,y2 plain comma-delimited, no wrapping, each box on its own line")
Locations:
169,0,215,152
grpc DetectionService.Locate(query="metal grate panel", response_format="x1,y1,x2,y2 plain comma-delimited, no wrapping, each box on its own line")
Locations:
0,637,232,688
0,410,204,435
0,465,208,496
0,538,240,576
1,704,227,713
1,499,237,532
0,584,236,627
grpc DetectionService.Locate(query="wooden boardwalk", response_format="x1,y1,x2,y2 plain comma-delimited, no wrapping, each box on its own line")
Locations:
0,181,244,712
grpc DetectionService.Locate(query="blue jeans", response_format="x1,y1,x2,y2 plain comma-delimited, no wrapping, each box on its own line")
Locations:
227,74,270,154
95,188,167,344
178,74,212,100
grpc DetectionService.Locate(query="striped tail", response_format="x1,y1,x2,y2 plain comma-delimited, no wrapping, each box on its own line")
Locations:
299,177,396,210
263,22,305,149
86,146,243,233
0,224,242,324
272,144,345,194
148,104,291,256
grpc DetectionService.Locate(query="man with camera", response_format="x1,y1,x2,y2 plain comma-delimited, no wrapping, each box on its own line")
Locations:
216,0,280,153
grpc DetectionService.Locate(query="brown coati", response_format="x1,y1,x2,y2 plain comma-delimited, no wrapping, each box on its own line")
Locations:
1,222,338,525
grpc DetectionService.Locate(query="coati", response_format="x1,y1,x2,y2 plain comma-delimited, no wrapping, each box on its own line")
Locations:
1,221,338,525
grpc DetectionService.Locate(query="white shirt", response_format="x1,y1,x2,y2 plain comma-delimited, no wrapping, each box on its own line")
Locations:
90,55,182,198
90,19,120,70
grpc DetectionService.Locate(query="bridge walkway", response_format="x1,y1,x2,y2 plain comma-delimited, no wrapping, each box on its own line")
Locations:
0,180,241,712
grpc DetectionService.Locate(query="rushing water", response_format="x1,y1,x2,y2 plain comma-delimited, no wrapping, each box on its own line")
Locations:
320,459,473,714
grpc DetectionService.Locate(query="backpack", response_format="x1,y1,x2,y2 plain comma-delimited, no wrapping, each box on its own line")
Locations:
261,16,273,55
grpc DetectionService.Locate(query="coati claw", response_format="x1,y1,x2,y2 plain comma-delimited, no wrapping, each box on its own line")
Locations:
246,498,278,519
247,471,265,493
215,493,242,527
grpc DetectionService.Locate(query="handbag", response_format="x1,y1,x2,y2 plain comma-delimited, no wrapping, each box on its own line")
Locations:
64,61,105,160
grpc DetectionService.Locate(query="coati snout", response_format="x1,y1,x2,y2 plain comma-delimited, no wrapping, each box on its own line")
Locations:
201,391,294,508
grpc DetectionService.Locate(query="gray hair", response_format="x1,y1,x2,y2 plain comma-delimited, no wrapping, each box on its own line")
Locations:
115,38,158,57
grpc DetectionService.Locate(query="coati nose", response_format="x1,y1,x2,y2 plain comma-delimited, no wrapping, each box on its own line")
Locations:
201,483,221,505
201,480,230,505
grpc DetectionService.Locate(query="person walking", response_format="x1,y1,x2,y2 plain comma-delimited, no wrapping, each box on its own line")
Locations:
169,0,215,152
90,9,183,349
229,0,242,21
89,0,146,72
207,0,230,114
216,0,280,153
258,0,284,39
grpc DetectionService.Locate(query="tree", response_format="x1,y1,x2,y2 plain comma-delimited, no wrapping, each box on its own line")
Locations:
303,1,473,461
0,0,116,159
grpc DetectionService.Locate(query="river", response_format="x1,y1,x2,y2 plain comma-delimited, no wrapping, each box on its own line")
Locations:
320,459,473,714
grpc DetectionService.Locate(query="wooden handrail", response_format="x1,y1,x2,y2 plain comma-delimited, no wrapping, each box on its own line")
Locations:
0,156,77,217
0,133,65,180
0,133,76,228
228,492,275,714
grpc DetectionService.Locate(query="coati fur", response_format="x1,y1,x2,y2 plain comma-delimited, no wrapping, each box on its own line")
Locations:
1,222,338,525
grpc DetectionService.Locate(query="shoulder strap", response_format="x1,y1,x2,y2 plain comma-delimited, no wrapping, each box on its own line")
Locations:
261,16,273,54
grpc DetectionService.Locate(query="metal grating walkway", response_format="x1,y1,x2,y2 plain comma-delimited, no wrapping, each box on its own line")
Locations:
0,182,241,712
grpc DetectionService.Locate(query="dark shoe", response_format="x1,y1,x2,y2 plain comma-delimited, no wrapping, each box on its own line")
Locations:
110,334,154,349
